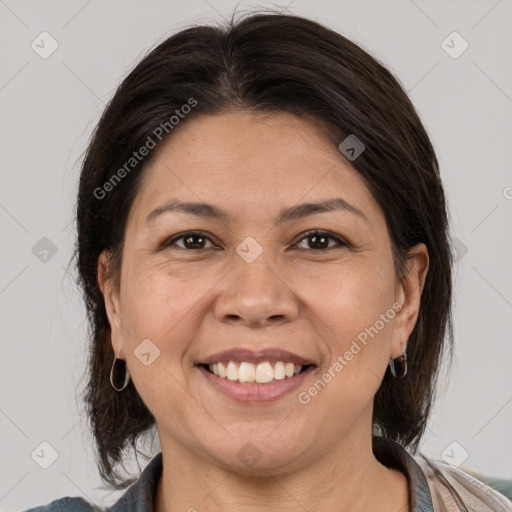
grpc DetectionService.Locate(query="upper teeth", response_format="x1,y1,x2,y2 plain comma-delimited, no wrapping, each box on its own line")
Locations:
208,361,302,383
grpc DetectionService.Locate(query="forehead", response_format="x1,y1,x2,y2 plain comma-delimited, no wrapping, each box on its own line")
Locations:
128,111,381,227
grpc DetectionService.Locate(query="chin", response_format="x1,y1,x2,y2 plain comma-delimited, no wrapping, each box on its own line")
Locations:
205,436,307,476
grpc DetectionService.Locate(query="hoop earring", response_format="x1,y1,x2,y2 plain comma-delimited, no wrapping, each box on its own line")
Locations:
110,354,131,391
389,351,407,379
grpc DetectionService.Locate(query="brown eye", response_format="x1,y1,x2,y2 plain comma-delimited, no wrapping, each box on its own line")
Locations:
161,230,348,252
163,231,216,250
295,231,348,250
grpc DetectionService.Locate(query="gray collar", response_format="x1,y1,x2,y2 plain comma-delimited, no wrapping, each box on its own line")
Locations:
106,452,162,512
373,436,435,511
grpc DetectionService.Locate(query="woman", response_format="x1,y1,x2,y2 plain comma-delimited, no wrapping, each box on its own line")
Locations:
27,11,512,512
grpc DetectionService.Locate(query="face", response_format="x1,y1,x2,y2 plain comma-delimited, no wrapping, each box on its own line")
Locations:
99,111,427,474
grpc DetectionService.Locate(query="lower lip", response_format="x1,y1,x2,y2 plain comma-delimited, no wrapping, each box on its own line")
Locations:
197,365,316,403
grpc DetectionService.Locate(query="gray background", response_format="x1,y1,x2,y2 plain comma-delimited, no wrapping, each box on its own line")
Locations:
1,0,511,510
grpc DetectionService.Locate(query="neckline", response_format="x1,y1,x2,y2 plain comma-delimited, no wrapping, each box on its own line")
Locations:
109,438,434,512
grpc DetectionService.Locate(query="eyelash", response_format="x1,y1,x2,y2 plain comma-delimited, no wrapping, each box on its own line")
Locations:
161,230,349,252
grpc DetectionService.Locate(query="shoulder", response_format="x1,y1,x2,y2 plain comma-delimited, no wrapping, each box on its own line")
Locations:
24,496,101,512
414,454,512,512
24,452,163,512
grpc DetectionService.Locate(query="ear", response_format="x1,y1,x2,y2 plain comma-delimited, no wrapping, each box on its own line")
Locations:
391,243,429,358
97,250,123,356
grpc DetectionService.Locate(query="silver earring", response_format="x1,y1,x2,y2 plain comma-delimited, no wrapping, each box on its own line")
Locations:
389,351,407,379
110,355,131,391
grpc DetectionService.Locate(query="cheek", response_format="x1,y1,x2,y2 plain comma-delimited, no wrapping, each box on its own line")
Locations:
312,256,397,399
122,273,183,338
116,266,201,414
295,263,396,426
325,255,396,330
118,261,221,359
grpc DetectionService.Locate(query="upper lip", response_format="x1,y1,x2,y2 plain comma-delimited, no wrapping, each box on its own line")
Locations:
197,348,317,366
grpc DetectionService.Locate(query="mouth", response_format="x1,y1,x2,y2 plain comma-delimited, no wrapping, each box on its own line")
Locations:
198,361,316,384
194,347,318,403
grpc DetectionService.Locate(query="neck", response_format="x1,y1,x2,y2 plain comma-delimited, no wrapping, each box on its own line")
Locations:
154,430,410,512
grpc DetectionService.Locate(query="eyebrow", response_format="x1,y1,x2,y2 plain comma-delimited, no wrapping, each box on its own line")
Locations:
146,197,367,226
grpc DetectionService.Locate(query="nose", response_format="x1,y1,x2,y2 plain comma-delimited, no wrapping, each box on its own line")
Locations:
213,250,299,328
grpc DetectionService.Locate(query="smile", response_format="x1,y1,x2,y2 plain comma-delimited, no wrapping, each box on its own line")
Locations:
197,363,317,403
206,360,308,383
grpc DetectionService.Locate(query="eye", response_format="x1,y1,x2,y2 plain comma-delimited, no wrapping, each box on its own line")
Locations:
162,231,217,250
161,230,348,252
295,230,348,251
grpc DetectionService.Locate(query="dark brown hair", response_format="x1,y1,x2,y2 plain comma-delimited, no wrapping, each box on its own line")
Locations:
75,11,453,489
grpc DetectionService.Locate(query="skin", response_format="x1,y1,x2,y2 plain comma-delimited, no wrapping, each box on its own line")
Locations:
98,111,428,512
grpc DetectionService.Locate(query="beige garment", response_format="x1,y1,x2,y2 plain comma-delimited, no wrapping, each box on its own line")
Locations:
416,455,512,511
